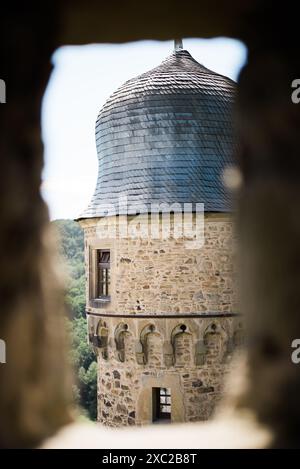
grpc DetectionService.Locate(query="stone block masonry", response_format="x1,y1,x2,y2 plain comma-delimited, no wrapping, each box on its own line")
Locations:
79,213,241,426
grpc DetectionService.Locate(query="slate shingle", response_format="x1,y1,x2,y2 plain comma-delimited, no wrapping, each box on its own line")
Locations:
79,49,236,219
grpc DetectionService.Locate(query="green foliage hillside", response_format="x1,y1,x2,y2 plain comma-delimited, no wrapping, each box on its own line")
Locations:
55,219,86,318
53,219,97,420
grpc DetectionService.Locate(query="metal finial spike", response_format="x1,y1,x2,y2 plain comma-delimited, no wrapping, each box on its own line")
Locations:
174,39,183,52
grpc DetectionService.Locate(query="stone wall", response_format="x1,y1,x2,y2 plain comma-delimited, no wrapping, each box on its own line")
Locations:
88,315,243,426
79,213,238,316
79,212,239,426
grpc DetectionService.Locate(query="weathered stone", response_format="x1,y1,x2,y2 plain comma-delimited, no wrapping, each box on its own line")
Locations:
199,386,214,394
81,214,238,427
113,416,122,423
117,404,127,414
192,380,203,388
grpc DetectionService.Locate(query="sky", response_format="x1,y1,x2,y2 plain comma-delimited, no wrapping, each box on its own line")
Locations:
41,38,247,220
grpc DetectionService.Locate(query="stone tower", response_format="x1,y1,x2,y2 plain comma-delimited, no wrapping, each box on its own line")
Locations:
78,45,241,427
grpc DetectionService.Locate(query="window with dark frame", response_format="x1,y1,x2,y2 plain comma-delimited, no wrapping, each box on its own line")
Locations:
152,387,171,422
96,250,110,298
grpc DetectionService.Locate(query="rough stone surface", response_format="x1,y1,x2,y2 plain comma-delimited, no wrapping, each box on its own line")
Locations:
79,214,241,426
81,213,238,316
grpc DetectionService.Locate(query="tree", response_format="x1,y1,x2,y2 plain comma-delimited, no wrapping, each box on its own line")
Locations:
53,220,97,420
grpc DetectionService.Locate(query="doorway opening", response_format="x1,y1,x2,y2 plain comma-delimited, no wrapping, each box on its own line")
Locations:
152,387,171,423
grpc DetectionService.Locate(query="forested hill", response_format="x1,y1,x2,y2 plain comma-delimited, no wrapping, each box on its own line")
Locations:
54,219,85,318
52,219,97,420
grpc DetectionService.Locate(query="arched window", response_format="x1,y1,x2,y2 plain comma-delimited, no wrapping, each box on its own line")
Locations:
172,324,193,367
203,323,223,363
146,331,163,366
97,322,109,360
115,323,134,363
140,324,163,366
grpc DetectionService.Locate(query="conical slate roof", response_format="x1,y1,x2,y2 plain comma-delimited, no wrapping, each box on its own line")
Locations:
80,49,236,218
